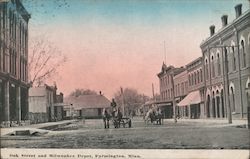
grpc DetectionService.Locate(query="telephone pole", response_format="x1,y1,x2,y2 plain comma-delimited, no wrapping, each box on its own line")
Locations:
120,87,125,116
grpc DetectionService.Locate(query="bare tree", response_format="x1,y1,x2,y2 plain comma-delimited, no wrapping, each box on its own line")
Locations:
113,88,150,116
28,36,67,86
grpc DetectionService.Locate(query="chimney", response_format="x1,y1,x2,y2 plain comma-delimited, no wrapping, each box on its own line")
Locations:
235,4,242,18
209,25,215,36
221,15,228,27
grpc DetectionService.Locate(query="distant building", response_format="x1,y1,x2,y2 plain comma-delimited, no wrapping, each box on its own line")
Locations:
178,57,206,119
29,84,57,123
157,63,185,118
200,4,250,119
173,69,189,118
0,0,30,127
64,93,111,119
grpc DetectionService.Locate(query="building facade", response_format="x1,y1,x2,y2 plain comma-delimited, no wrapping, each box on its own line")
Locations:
65,93,111,119
200,4,250,119
0,0,30,127
173,70,189,118
29,84,57,123
157,63,185,118
182,57,206,119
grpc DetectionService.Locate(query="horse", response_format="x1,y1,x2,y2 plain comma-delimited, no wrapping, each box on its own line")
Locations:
112,108,123,128
144,107,163,125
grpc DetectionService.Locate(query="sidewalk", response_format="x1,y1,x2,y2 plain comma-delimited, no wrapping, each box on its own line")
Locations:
0,120,76,136
164,118,248,128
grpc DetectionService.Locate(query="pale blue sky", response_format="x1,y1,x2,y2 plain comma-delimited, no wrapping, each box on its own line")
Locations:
22,0,250,98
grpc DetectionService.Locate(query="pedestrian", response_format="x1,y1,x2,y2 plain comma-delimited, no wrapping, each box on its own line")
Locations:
102,108,110,129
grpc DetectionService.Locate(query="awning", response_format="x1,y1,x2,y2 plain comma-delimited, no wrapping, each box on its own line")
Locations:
177,90,201,107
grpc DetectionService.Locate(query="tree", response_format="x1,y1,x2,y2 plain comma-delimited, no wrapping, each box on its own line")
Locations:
113,88,150,116
28,36,67,86
69,89,98,97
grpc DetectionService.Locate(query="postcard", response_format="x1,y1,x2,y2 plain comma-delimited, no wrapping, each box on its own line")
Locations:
0,0,250,159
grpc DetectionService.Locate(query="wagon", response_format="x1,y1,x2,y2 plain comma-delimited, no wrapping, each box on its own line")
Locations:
112,117,132,128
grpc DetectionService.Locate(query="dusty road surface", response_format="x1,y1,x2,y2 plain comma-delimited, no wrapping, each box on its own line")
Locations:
1,118,249,149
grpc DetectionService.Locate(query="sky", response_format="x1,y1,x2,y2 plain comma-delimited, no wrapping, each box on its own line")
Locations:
22,0,249,99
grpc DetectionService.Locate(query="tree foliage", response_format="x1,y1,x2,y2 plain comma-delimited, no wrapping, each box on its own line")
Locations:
113,88,150,115
69,89,98,97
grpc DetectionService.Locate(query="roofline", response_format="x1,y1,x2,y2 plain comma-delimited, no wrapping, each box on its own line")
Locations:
186,57,202,68
200,9,250,48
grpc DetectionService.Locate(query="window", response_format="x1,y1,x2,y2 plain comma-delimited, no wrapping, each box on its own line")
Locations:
217,54,221,76
232,46,236,71
194,72,197,84
178,84,180,95
197,71,200,83
205,59,209,80
188,74,191,86
241,40,246,68
200,69,203,82
211,56,215,77
191,73,194,85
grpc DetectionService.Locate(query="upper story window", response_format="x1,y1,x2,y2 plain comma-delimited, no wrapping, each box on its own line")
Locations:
188,74,191,86
200,69,203,82
217,54,221,76
241,40,246,68
211,56,215,78
191,73,194,85
205,59,209,80
194,72,197,84
232,46,236,71
197,71,200,83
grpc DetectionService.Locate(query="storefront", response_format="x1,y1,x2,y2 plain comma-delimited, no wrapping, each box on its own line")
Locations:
177,90,202,119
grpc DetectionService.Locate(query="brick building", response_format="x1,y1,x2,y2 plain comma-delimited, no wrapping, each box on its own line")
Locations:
173,69,189,118
0,0,30,127
157,3,249,121
178,57,206,119
200,4,250,119
157,63,185,118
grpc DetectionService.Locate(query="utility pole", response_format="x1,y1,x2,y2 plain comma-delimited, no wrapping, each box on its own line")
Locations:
223,47,232,124
120,87,125,117
170,71,177,123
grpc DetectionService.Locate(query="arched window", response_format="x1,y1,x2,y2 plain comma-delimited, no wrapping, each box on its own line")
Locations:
241,40,246,68
200,69,203,82
225,48,229,72
197,71,200,83
217,54,221,76
188,74,191,86
191,73,194,85
205,59,209,80
194,72,197,84
232,46,236,71
211,56,215,77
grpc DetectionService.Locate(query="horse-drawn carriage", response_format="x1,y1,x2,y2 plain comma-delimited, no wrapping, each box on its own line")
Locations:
102,107,132,129
144,107,163,125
